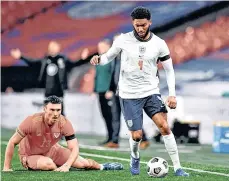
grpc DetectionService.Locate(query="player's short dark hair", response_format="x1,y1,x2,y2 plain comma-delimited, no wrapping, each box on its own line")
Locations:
44,95,62,105
131,6,151,20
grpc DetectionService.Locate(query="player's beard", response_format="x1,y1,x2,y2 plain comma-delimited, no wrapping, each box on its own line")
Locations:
49,118,57,125
46,116,59,125
134,26,150,40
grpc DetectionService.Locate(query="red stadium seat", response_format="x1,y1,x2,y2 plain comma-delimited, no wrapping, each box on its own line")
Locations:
168,16,229,63
1,1,59,31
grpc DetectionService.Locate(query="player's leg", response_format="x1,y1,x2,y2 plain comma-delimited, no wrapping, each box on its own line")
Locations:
46,144,82,168
47,144,123,170
105,95,121,148
144,94,189,177
73,157,123,171
152,112,189,176
140,128,150,150
119,97,145,175
98,93,113,145
20,155,57,171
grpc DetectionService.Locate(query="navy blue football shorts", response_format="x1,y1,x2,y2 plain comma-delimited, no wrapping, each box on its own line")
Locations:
119,94,168,131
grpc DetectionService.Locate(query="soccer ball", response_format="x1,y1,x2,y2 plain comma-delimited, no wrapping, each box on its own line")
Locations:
147,157,169,178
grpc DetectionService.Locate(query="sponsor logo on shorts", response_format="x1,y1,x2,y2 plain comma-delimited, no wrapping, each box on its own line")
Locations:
127,120,133,127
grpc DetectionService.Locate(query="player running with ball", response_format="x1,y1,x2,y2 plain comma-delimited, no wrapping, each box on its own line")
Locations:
90,6,189,177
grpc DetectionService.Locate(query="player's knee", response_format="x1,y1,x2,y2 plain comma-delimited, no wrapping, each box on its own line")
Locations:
45,159,57,170
132,130,142,141
159,122,170,135
38,158,57,170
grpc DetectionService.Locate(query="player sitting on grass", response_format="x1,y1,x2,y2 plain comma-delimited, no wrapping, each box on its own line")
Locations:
3,96,123,172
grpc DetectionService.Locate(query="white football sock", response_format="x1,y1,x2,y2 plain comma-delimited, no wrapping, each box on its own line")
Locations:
163,133,181,172
99,164,104,170
129,137,140,159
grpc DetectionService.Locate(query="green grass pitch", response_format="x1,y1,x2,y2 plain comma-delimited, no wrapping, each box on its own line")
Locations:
1,128,229,181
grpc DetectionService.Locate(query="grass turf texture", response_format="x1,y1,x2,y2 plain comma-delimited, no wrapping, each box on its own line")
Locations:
1,128,229,181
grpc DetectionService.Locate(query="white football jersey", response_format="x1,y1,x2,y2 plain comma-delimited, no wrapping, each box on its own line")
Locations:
100,31,172,99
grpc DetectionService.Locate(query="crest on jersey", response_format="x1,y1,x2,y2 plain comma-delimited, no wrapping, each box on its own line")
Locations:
139,45,146,54
127,120,133,127
53,132,60,138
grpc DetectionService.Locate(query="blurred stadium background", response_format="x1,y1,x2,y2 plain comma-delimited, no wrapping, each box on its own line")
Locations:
1,1,229,180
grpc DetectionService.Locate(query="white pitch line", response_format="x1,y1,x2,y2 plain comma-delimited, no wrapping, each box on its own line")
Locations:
1,141,229,177
80,152,229,177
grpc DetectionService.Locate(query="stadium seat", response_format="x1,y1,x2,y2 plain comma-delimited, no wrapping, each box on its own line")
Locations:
167,16,229,63
1,1,58,31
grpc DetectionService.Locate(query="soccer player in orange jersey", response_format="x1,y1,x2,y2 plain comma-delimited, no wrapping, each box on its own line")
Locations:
3,96,123,172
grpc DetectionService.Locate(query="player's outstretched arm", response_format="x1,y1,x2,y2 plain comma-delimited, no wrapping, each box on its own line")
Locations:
66,53,96,69
90,36,122,66
55,138,79,172
3,132,24,171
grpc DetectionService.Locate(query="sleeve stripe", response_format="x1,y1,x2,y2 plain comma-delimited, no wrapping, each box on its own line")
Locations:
65,134,76,141
16,128,25,138
159,55,170,62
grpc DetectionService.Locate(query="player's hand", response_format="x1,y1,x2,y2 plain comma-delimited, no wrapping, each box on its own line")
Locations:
54,164,70,172
166,96,177,109
2,167,13,172
90,55,100,65
10,48,21,59
81,48,89,60
105,91,113,99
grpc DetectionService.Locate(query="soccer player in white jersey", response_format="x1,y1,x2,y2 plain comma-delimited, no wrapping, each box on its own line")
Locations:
90,7,189,177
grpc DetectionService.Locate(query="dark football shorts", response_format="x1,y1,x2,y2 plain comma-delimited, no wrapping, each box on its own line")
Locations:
119,94,167,131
